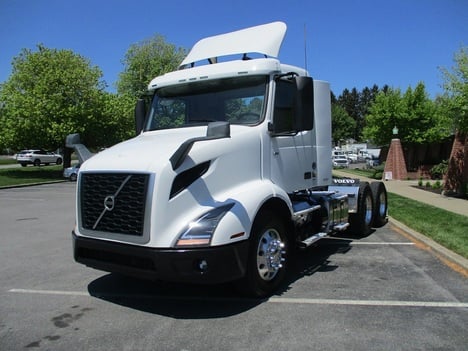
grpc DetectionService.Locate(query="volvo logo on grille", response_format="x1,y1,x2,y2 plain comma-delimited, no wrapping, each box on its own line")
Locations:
92,175,132,230
104,195,115,211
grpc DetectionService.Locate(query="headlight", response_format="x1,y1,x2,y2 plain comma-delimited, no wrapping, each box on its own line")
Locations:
175,204,234,247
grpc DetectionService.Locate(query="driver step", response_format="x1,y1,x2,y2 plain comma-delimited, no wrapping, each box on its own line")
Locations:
298,232,327,249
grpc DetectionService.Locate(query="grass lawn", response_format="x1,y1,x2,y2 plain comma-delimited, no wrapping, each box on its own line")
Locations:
0,165,64,187
0,158,17,165
388,192,468,259
336,167,381,179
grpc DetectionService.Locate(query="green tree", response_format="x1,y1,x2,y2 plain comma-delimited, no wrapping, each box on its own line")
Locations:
336,85,385,141
440,46,468,196
0,45,106,151
363,87,405,145
337,88,360,139
363,83,450,146
400,83,449,143
440,46,468,133
331,104,356,145
93,92,135,146
117,35,187,98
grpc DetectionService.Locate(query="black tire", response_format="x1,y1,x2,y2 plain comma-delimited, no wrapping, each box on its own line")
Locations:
70,173,77,182
20,163,27,167
370,181,388,228
237,211,289,297
348,182,374,237
56,158,62,165
33,159,41,167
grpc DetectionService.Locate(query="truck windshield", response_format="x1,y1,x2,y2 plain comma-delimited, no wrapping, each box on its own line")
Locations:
145,75,267,131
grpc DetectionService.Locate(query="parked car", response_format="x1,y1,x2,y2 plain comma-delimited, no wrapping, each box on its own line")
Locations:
16,149,63,167
63,163,81,181
332,155,349,168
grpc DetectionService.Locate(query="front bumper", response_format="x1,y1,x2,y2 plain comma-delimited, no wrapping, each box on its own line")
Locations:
72,231,249,284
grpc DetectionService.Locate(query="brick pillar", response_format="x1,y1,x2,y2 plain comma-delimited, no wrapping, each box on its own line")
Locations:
383,138,407,180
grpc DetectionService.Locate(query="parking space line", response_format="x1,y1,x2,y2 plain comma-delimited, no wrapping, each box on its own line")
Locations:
268,297,468,308
9,288,89,296
350,242,414,245
9,289,468,308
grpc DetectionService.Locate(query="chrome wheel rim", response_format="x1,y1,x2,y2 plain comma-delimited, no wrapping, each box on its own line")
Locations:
256,229,285,281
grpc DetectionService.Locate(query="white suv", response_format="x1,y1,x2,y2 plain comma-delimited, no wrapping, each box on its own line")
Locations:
332,155,349,168
16,149,63,167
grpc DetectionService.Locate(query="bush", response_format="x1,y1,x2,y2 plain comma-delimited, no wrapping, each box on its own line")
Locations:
432,180,442,190
418,177,423,187
372,164,385,179
425,181,431,188
430,160,448,179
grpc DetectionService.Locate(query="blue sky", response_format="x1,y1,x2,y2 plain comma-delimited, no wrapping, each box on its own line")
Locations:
1,0,466,97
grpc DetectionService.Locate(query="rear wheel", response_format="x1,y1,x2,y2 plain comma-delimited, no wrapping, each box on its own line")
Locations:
56,158,62,165
33,159,41,167
348,182,374,237
370,182,388,227
237,212,289,297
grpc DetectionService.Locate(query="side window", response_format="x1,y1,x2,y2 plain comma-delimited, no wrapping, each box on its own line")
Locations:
273,79,295,133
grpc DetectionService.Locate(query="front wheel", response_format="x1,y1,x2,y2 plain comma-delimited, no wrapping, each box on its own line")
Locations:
237,212,289,297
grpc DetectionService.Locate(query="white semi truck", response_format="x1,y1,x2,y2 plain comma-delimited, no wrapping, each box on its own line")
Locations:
70,22,388,297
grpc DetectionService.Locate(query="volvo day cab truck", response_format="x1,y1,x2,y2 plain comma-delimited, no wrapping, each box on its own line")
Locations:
71,22,388,297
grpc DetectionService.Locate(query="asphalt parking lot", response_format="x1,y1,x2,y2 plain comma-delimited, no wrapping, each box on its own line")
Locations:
1,183,467,351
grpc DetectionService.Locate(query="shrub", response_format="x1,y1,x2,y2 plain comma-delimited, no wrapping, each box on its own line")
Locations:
418,177,423,187
432,180,442,189
425,181,431,188
372,164,385,179
430,160,448,180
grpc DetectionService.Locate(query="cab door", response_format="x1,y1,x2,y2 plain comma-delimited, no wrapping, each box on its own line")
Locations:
269,78,315,192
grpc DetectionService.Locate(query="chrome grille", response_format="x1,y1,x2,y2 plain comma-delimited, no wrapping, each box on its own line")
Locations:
80,173,149,236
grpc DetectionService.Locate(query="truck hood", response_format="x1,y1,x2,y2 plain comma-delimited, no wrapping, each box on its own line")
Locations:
82,127,208,173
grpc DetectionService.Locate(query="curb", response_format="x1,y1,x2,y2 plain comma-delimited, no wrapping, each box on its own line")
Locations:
388,216,468,276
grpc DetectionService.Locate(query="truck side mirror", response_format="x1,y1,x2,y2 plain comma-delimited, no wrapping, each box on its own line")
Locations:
294,76,314,131
135,99,146,135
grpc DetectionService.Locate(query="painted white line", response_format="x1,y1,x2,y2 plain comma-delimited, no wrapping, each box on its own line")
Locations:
322,239,414,246
9,288,89,296
8,289,468,308
268,297,468,308
350,242,414,245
